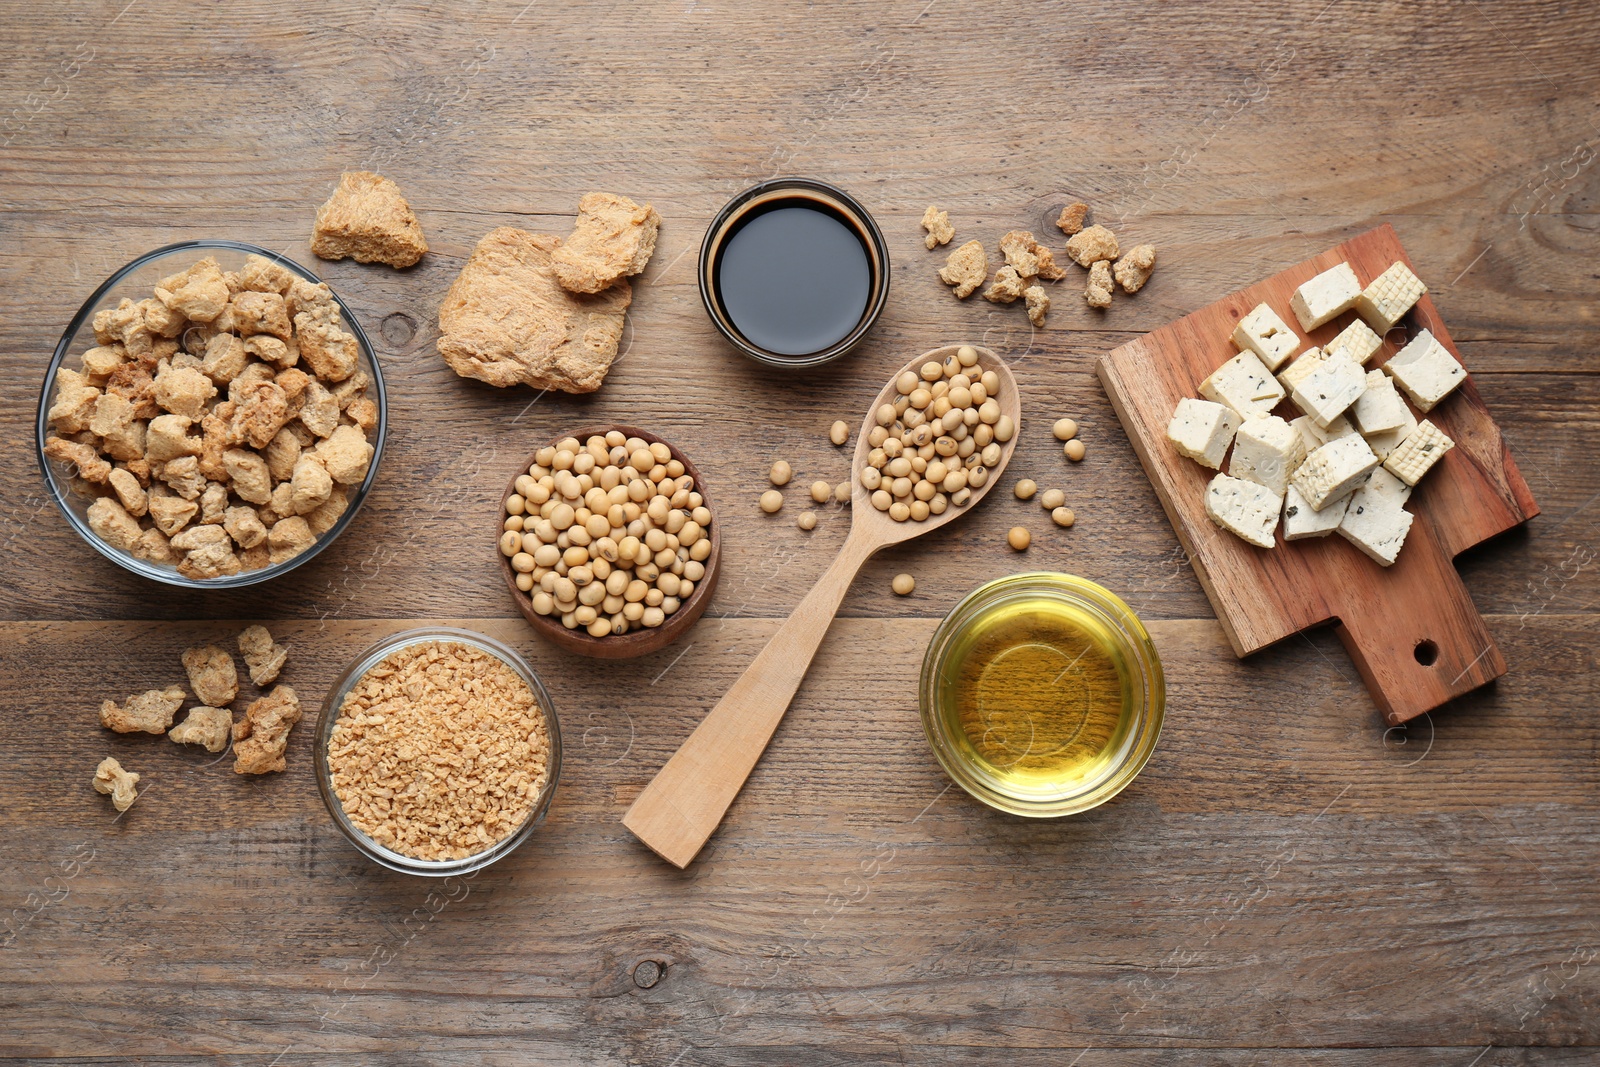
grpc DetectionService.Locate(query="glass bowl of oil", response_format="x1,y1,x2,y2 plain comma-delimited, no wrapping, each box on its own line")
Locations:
919,572,1165,817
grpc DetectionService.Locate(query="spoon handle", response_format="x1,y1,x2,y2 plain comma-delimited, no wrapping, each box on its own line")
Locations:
623,531,877,867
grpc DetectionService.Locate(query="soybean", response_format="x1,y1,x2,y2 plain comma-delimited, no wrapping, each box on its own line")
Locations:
503,433,714,637
859,347,1008,524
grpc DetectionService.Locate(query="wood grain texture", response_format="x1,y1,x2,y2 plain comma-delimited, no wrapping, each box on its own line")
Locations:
1,0,1598,1062
1098,225,1538,723
1,615,1597,1062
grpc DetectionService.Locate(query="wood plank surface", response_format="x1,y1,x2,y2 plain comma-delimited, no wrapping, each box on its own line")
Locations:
2,0,1598,1062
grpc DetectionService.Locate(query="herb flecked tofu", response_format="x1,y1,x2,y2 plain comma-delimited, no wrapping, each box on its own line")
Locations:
1204,472,1282,548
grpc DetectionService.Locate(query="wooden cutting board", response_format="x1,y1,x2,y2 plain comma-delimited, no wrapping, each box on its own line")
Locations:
1097,225,1538,724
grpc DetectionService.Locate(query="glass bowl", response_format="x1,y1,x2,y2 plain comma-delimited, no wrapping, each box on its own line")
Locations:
313,627,562,877
919,572,1165,818
34,239,386,588
698,177,891,368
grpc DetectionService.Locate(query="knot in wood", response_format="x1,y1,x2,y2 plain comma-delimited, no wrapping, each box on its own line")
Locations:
632,959,665,989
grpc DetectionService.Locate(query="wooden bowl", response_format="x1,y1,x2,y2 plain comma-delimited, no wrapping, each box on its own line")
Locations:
498,425,722,660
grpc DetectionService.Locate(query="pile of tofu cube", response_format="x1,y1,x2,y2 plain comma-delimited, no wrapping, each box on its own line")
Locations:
1165,259,1462,566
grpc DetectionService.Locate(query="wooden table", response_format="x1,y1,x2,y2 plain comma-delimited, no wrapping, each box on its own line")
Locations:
3,1,1596,1062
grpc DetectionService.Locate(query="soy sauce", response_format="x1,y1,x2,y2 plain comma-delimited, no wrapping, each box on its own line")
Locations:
715,201,872,357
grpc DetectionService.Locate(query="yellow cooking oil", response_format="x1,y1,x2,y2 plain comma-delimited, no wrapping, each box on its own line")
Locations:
931,592,1134,795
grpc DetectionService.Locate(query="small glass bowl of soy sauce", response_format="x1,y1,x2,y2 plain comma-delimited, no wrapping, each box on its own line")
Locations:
699,177,890,369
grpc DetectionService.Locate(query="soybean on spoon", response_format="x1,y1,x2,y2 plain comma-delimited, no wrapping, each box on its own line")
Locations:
622,344,1021,867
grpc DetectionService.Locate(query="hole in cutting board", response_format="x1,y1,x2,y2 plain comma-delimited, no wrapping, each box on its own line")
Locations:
1414,639,1439,666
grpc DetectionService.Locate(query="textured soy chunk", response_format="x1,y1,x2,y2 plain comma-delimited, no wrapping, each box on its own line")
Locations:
311,171,429,268
92,757,140,812
551,192,660,294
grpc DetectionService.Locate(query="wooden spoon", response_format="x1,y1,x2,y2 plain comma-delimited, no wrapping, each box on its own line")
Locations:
623,344,1021,867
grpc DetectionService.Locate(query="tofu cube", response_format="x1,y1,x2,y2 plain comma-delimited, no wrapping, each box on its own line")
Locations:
1292,434,1379,512
1228,414,1305,495
1205,472,1282,549
1277,347,1325,394
1289,262,1361,330
1290,349,1367,429
1386,329,1466,412
1283,484,1348,540
1356,260,1427,332
1362,402,1418,461
1338,480,1414,566
1350,369,1407,434
1360,467,1414,508
1231,303,1301,371
1199,351,1285,419
1292,413,1360,454
1326,317,1384,366
1166,397,1242,470
1383,418,1454,486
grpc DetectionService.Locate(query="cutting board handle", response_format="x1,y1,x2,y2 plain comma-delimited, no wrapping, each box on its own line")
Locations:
1331,523,1506,724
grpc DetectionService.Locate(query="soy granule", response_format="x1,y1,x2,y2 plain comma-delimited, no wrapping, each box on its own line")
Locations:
328,640,551,861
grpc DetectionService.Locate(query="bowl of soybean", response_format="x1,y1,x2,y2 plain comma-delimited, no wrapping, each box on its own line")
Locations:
498,426,721,660
699,177,890,368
